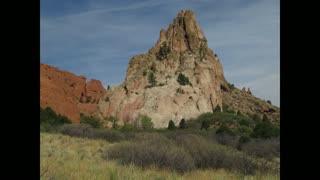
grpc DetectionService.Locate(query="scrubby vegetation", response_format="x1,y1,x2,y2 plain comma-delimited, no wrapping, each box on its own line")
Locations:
176,87,185,94
40,107,71,132
156,42,170,60
85,96,92,103
41,133,279,179
177,73,192,86
80,115,103,128
148,72,157,87
40,107,279,178
107,116,119,129
140,115,154,130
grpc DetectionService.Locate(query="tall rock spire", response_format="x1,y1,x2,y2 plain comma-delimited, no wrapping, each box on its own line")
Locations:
99,10,227,128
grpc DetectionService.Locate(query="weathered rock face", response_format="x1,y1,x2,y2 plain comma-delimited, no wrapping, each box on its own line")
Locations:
99,10,226,128
221,87,280,126
40,64,106,123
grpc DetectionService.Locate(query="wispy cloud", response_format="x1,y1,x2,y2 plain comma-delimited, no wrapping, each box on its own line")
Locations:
41,0,279,106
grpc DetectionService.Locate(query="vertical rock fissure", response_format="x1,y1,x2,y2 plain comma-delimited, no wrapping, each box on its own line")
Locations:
209,94,215,112
182,16,192,51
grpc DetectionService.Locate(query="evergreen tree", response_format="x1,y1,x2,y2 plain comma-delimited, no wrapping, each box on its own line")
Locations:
148,72,157,87
201,119,210,130
179,119,186,129
168,120,176,130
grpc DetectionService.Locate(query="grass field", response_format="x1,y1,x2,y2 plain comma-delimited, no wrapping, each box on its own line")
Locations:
40,133,279,180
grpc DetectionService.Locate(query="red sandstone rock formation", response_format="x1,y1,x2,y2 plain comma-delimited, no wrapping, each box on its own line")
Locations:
40,63,106,123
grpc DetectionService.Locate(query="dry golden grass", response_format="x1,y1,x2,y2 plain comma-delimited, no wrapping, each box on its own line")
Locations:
40,133,279,180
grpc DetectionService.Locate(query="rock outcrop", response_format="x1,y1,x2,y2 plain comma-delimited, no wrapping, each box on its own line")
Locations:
40,10,280,127
247,88,252,95
99,10,226,128
222,87,280,125
40,64,106,123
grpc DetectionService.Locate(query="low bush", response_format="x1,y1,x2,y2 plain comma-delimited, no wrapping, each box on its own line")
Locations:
86,96,92,103
58,124,134,142
106,133,195,173
80,116,103,128
119,124,137,132
216,134,239,148
140,115,154,130
107,116,119,129
177,73,192,86
40,107,72,132
214,105,221,112
148,72,157,87
251,121,279,139
176,88,185,94
241,138,280,159
174,134,258,175
216,125,235,135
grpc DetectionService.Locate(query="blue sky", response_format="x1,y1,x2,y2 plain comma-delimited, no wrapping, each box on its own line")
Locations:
41,0,280,106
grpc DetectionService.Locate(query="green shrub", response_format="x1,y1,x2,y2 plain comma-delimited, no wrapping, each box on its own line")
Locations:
80,116,103,128
156,42,170,60
86,96,92,103
251,114,261,123
140,115,154,130
238,118,255,128
227,83,235,90
119,124,135,131
148,72,157,87
179,119,186,129
104,97,110,102
239,135,251,144
262,114,269,122
168,120,176,130
176,87,185,94
214,105,221,112
216,125,234,135
251,120,279,139
40,107,72,132
266,100,272,104
177,73,192,86
107,116,119,129
201,119,210,130
237,125,253,136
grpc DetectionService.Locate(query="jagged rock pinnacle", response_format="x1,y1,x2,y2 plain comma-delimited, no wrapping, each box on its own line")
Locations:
149,10,211,56
100,10,226,128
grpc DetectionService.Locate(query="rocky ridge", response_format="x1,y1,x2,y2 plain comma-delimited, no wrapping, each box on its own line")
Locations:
40,64,106,123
